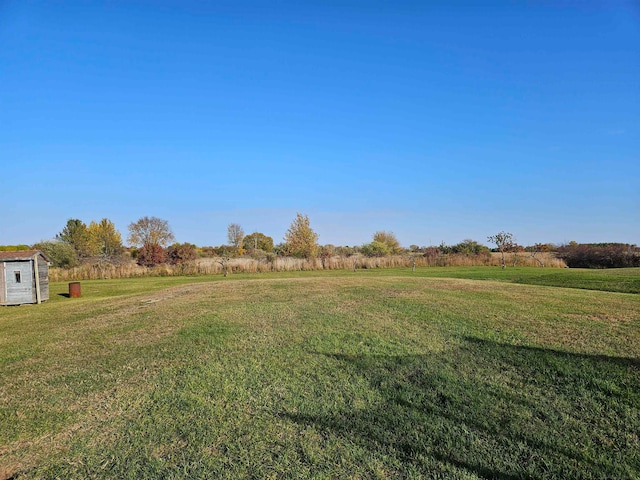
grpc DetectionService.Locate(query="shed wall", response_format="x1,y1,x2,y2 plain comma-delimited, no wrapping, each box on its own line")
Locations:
4,261,35,305
0,263,6,304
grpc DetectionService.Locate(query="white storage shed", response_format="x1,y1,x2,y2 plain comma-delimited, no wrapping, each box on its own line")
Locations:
0,250,52,305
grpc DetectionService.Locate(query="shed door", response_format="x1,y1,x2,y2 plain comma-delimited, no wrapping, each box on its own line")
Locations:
5,261,35,305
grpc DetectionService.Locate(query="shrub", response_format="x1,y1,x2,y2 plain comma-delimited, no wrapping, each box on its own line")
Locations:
167,243,197,265
32,241,78,268
557,243,640,268
0,245,31,251
450,239,490,255
372,231,402,254
361,241,391,257
136,244,167,267
335,246,357,257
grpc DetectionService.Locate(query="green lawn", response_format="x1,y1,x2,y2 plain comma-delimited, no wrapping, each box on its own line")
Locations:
390,265,640,294
1,268,639,479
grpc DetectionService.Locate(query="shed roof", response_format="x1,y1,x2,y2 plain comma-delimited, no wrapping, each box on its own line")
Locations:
0,250,53,264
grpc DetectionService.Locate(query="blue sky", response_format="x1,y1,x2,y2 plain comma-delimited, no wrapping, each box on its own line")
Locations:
1,1,638,248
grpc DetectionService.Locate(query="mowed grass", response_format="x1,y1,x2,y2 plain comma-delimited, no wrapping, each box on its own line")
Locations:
1,268,639,479
395,266,640,294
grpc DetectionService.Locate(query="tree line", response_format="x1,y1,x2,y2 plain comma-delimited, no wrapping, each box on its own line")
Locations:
4,214,638,269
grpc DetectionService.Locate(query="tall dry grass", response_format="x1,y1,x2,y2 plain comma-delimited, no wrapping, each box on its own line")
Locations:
48,252,565,282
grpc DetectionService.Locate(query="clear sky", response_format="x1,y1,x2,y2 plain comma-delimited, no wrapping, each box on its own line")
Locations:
1,1,638,248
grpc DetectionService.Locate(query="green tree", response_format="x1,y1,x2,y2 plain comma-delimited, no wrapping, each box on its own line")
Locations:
88,219,124,259
284,213,319,259
243,232,274,253
372,231,402,254
57,218,93,258
128,216,175,249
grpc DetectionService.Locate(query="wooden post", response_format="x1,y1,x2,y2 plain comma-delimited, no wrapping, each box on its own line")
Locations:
33,254,41,304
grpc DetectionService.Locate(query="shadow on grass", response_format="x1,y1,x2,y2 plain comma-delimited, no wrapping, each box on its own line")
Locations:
287,338,640,479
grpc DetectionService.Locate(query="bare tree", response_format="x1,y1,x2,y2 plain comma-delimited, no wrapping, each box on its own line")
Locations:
487,231,514,269
227,223,245,254
527,243,547,267
217,256,230,277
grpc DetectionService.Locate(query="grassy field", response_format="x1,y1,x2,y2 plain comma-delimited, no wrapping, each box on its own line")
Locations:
1,267,639,479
